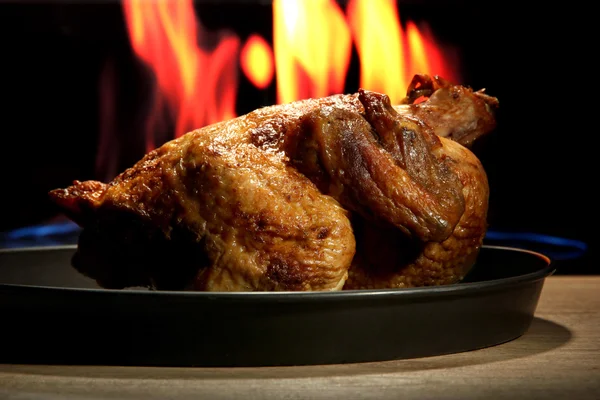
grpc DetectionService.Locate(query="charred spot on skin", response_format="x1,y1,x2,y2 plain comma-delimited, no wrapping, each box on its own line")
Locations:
317,227,329,239
250,121,289,150
266,257,305,289
233,207,264,231
451,88,461,100
256,216,269,231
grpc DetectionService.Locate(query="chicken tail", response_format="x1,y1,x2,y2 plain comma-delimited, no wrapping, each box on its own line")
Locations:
48,180,107,227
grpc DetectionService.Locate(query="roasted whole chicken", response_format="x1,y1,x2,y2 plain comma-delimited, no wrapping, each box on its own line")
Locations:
49,75,499,292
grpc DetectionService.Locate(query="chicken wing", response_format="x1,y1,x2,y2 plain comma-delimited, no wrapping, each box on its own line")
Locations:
395,74,499,147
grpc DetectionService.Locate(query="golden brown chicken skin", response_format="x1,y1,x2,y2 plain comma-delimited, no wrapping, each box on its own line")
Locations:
49,98,359,292
287,83,494,290
49,75,498,292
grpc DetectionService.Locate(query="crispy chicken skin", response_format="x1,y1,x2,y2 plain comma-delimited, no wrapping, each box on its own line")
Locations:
49,75,498,291
343,135,490,289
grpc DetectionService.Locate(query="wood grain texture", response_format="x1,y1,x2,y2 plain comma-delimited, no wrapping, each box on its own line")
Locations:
1,276,599,400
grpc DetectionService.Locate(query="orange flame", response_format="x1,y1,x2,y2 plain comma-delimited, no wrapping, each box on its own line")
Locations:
346,0,407,104
273,0,352,104
241,34,275,90
118,0,459,155
122,0,240,148
405,21,461,85
272,0,460,105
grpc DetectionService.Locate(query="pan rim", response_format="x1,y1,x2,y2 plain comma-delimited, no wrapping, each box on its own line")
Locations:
0,244,554,301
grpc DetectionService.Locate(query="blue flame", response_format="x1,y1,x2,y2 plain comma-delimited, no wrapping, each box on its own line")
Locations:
0,220,81,248
4,220,81,240
0,222,589,261
484,230,587,261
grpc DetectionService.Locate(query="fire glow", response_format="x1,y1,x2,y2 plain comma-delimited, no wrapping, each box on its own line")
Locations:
122,0,240,145
120,0,460,151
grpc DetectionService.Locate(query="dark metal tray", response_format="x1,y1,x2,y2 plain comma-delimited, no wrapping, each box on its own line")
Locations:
0,245,554,367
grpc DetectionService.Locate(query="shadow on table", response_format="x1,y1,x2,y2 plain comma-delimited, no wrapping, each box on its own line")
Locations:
0,317,571,379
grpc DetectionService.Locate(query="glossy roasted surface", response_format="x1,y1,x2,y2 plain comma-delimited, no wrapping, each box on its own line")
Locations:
49,74,499,291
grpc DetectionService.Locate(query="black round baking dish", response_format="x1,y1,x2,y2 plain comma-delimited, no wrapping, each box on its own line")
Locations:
0,244,554,367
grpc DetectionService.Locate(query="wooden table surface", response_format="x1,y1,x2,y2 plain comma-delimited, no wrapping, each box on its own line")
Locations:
1,276,599,400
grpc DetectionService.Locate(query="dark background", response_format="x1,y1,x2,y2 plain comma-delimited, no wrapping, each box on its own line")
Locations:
0,1,594,273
